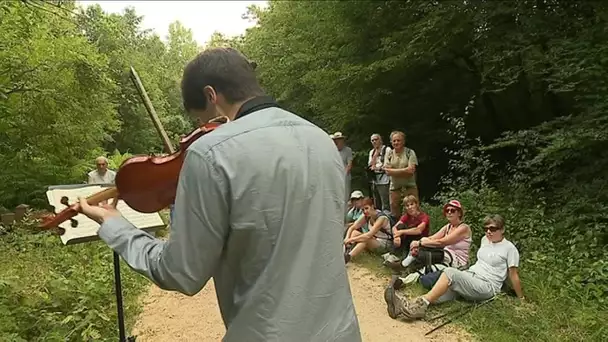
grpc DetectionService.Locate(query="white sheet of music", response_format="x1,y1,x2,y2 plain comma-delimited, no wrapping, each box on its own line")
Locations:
46,185,165,245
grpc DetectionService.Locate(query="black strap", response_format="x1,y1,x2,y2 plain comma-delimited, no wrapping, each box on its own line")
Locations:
234,96,280,120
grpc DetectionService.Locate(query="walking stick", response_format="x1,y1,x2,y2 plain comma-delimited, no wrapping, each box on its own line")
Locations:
425,295,499,336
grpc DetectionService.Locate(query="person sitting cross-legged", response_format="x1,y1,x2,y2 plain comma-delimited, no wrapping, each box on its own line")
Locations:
344,197,394,264
345,190,366,233
383,214,524,320
391,195,430,258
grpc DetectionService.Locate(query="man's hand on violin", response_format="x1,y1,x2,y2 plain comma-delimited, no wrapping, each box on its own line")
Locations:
77,196,121,224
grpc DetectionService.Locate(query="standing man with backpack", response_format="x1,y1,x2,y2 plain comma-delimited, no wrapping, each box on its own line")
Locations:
383,130,419,219
368,134,391,212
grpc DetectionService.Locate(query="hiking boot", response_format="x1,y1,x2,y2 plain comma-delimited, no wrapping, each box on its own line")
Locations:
344,253,351,264
384,259,405,272
384,286,403,319
390,274,404,290
400,297,428,320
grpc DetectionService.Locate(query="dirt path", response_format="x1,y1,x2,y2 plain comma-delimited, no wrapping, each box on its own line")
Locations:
131,265,470,341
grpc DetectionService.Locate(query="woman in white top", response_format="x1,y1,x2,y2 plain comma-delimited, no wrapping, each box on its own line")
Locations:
384,214,524,320
343,197,393,264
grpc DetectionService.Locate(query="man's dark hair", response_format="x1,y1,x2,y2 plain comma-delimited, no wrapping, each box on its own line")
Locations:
181,47,263,111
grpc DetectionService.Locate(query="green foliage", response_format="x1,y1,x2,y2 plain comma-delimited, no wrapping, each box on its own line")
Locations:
0,1,118,208
3,0,608,340
0,1,201,208
0,211,147,341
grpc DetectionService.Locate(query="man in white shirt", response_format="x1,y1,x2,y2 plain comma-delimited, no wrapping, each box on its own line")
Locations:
87,156,116,184
368,134,391,212
331,132,353,204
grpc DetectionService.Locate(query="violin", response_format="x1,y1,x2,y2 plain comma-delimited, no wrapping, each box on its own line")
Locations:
39,116,229,231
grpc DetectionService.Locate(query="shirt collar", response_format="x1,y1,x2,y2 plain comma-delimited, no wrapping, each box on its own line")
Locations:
234,96,280,120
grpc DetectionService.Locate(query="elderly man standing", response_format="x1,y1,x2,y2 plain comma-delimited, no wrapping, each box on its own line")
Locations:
87,156,116,184
368,133,391,212
331,132,353,204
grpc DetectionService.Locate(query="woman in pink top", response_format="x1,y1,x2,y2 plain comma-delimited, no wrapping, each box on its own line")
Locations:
390,200,472,271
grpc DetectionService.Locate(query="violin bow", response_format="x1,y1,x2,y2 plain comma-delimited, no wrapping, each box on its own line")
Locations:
129,66,176,154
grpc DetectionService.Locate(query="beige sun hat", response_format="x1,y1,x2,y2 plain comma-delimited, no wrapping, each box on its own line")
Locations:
330,131,346,140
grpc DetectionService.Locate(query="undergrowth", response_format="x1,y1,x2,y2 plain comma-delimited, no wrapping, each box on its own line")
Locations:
353,201,608,341
0,212,148,341
352,102,608,341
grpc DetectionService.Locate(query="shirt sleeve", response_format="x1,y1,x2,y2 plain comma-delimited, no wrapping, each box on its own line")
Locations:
398,215,408,224
506,243,520,268
383,149,392,168
98,149,229,296
421,213,430,227
408,149,419,167
368,149,373,167
346,147,353,163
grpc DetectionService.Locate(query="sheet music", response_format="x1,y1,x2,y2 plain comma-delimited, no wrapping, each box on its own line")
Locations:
46,184,165,245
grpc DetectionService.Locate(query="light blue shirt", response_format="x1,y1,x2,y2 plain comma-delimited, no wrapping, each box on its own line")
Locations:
99,106,361,341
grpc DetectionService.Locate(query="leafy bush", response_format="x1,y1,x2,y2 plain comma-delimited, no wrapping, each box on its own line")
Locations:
426,101,608,340
0,211,147,341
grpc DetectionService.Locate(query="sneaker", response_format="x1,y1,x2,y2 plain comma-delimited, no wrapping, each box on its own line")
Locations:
400,297,428,320
403,272,420,285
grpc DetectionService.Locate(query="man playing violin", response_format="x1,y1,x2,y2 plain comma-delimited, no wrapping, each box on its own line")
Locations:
77,47,361,341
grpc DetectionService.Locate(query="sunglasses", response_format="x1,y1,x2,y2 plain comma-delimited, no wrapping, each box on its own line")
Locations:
445,208,458,214
484,225,500,232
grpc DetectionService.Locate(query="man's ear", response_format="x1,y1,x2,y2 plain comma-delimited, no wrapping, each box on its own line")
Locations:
202,85,217,105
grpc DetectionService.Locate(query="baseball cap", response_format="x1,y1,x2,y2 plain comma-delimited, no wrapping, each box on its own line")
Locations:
350,190,364,199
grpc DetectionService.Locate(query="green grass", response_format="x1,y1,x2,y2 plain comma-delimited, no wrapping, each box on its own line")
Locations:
352,252,608,342
0,212,150,341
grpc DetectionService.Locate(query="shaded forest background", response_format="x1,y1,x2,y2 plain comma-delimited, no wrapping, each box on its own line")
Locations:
1,1,606,341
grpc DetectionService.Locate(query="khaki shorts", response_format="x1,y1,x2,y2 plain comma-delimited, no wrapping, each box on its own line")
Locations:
389,185,419,201
373,238,393,254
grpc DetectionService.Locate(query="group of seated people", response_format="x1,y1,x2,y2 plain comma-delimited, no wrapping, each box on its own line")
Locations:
343,191,525,321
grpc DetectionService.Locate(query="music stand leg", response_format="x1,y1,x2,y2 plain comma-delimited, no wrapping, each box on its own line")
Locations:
113,252,132,341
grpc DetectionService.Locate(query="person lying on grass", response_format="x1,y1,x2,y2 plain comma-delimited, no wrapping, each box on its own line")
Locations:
344,197,394,264
383,214,524,320
386,200,472,273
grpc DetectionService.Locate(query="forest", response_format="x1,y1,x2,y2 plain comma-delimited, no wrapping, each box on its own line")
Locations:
0,0,606,341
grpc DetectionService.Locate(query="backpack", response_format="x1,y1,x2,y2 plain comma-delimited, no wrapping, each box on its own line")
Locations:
379,145,389,164
386,147,412,165
376,210,397,238
366,146,390,181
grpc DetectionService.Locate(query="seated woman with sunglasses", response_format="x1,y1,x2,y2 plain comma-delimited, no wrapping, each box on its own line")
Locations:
386,200,472,274
384,214,524,320
343,197,394,264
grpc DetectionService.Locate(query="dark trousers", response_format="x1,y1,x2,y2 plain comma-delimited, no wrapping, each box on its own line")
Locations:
372,182,390,212
393,234,424,258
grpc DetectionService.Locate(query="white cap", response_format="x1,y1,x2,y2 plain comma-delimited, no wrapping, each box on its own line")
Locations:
350,190,364,199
